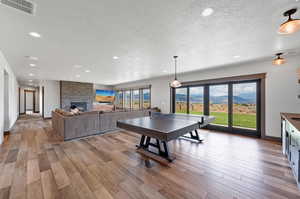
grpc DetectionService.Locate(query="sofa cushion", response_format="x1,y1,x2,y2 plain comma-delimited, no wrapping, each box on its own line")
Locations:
55,109,75,116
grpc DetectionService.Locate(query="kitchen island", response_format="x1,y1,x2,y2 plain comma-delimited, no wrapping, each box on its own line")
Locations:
281,113,300,188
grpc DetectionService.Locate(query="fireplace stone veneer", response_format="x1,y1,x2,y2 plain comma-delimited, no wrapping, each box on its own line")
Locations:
60,81,93,111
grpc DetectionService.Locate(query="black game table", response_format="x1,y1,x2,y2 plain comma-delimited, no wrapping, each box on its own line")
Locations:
117,112,215,162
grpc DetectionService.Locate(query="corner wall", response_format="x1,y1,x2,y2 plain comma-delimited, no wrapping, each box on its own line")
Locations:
114,55,300,138
0,51,19,144
40,80,60,118
60,81,94,111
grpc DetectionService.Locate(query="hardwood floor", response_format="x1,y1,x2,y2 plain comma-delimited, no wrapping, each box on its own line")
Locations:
0,115,299,199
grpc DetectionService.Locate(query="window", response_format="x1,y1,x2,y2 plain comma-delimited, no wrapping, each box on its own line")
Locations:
142,89,151,109
209,84,229,126
124,90,131,109
118,86,151,110
175,88,188,113
116,91,123,109
189,86,204,115
132,90,140,109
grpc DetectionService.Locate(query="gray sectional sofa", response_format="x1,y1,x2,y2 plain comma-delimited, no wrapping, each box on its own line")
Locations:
52,109,153,140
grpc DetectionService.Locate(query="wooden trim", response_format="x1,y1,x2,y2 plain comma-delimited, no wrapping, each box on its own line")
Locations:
42,86,45,118
24,90,35,113
263,136,281,143
60,81,62,108
33,91,36,113
116,84,151,91
260,78,266,139
37,86,39,113
18,87,21,115
181,73,266,87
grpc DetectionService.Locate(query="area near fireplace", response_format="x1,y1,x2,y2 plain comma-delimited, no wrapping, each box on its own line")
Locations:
60,81,93,111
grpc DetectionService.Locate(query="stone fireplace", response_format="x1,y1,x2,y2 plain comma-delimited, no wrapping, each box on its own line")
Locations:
60,81,93,111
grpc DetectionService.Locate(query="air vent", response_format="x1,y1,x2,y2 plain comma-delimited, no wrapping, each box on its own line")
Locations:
0,0,35,15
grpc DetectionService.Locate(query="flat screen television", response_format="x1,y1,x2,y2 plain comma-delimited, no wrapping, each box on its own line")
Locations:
95,89,115,103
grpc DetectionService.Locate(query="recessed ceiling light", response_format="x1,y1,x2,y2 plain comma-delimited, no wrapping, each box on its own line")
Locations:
26,56,38,61
85,70,91,73
233,55,241,58
76,74,81,78
29,80,33,82
29,32,42,38
202,8,214,17
163,70,168,73
29,63,36,67
29,73,34,76
113,56,119,60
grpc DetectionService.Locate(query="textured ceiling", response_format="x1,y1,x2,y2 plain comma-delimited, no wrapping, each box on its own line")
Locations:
0,0,300,85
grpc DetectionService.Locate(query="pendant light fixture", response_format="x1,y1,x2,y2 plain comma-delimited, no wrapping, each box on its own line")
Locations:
170,56,182,88
272,53,286,65
278,8,300,34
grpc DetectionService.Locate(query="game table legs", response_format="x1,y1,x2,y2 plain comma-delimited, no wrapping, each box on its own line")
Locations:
137,135,175,162
180,129,204,142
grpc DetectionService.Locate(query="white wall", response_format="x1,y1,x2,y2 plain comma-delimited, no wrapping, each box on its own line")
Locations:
0,51,19,144
40,80,60,118
114,55,300,138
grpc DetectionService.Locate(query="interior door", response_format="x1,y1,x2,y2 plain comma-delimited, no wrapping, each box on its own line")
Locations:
25,91,34,113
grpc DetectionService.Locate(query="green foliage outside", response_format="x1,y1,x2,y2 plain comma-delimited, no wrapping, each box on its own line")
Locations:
175,110,256,129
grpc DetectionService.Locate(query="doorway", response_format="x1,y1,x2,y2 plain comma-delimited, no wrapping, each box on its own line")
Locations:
24,90,35,115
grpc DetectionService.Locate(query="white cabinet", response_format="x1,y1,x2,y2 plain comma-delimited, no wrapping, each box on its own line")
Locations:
282,118,300,186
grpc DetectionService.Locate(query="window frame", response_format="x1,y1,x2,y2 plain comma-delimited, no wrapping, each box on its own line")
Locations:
132,89,141,110
115,90,124,109
115,86,151,110
142,88,151,109
124,90,132,109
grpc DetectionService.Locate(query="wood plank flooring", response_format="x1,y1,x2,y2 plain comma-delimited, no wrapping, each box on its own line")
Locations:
0,115,299,199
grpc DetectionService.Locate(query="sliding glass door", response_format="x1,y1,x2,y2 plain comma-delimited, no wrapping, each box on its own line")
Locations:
232,82,257,130
175,88,188,113
172,80,260,137
189,86,204,115
209,84,229,126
